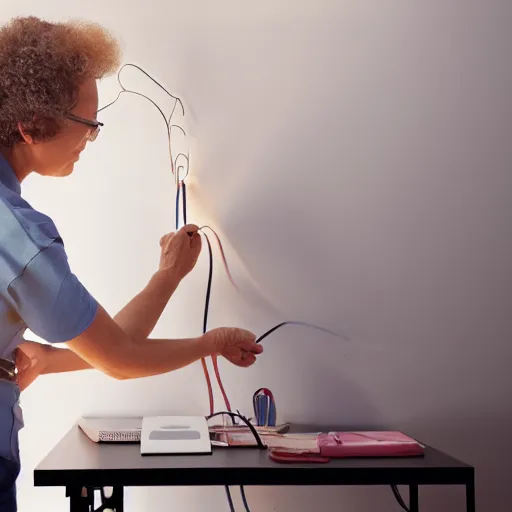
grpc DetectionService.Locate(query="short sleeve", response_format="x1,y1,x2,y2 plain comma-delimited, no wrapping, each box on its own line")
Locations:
6,241,98,343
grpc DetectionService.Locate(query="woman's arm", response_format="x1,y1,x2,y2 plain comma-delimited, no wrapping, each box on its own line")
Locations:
23,259,185,379
67,305,260,380
113,226,199,341
19,268,184,379
113,269,181,341
43,345,91,373
16,341,91,391
17,302,261,386
17,225,202,383
16,224,262,386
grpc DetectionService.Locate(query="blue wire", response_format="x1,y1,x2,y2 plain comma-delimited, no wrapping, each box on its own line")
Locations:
240,486,251,512
182,181,187,225
175,182,181,230
225,486,236,512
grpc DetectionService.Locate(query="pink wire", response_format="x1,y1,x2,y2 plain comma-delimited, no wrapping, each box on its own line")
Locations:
199,226,239,291
212,354,232,412
200,357,215,416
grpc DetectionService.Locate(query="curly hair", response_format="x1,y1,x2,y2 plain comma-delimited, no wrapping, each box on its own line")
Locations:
0,16,121,148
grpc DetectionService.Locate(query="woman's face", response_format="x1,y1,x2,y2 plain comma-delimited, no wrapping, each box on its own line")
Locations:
27,78,100,177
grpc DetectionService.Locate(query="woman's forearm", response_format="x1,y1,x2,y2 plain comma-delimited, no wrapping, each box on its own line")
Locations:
45,336,214,380
29,333,215,380
113,269,181,341
67,305,217,380
108,336,214,379
42,345,92,374
41,270,182,376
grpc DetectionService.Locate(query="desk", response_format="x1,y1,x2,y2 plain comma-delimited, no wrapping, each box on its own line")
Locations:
34,426,475,512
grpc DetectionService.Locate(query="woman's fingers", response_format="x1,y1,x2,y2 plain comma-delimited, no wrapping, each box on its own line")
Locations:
238,337,263,354
238,351,257,367
159,225,199,251
15,345,40,391
190,233,202,251
158,224,203,277
177,224,200,241
16,365,39,391
180,224,199,235
160,232,174,248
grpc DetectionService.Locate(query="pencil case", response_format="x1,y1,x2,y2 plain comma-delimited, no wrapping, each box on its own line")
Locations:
317,431,424,458
269,431,424,464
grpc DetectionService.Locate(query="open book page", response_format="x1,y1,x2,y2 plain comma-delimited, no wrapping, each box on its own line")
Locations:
212,431,320,452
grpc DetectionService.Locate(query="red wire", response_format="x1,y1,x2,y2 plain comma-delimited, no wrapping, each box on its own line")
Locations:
165,101,233,417
212,354,232,412
199,225,239,291
110,64,234,423
201,357,214,416
197,226,236,414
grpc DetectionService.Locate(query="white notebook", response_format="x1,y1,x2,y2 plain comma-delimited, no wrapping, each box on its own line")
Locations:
141,416,212,455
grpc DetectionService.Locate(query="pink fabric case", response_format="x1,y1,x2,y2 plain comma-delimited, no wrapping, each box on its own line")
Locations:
317,431,424,458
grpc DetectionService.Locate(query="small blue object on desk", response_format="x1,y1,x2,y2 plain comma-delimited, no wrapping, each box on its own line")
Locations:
252,388,276,427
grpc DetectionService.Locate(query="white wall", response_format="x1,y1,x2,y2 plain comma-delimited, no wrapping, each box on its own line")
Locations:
2,1,511,510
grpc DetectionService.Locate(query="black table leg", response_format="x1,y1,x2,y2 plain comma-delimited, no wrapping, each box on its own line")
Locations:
466,479,476,512
66,486,124,512
67,486,90,512
100,486,124,512
409,484,419,512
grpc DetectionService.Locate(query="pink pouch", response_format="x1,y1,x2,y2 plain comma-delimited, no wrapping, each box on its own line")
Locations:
318,431,424,458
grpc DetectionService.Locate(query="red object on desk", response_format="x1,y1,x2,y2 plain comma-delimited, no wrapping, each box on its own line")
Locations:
318,431,424,458
268,431,424,464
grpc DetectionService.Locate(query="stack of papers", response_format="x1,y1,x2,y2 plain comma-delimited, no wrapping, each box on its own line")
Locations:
209,423,320,451
78,417,142,443
226,432,319,451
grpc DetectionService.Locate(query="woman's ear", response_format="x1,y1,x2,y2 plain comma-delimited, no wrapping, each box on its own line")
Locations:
17,116,60,144
17,121,34,144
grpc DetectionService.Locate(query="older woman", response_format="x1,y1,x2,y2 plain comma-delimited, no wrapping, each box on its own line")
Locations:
0,16,262,510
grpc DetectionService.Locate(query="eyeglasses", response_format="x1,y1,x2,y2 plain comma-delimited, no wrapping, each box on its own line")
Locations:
64,113,104,142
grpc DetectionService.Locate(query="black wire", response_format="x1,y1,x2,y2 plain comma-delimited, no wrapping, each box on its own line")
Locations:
175,152,190,180
102,63,249,512
225,486,236,512
99,63,184,116
203,233,213,335
175,180,187,230
101,64,349,512
240,486,251,512
206,412,265,449
99,88,171,135
102,64,354,512
391,484,411,512
97,63,188,178
171,125,187,136
119,64,184,111
255,321,349,344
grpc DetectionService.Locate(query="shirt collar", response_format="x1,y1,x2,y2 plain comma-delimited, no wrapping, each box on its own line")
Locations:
0,153,21,195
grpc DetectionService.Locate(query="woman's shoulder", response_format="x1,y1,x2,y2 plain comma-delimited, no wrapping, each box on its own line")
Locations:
0,192,64,287
0,190,62,245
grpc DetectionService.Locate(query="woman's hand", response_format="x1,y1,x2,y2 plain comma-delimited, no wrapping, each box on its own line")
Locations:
159,224,202,281
204,327,263,367
15,341,49,391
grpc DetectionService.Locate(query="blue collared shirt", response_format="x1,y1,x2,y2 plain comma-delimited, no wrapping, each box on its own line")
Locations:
0,152,98,463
